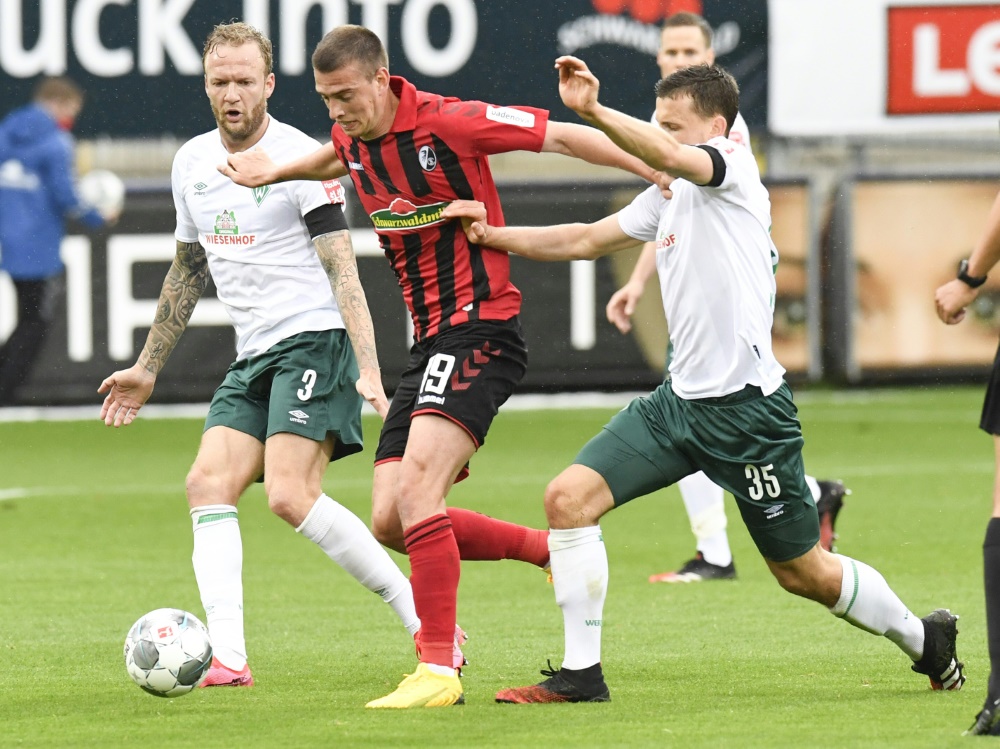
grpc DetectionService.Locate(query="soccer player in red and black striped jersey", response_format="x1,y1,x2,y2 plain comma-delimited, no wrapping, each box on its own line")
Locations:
220,24,660,708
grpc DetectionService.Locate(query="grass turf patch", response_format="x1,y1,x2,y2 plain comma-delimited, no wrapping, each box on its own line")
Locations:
0,385,990,748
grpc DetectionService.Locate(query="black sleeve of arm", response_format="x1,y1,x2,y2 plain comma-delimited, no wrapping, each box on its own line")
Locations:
695,145,727,188
304,203,348,239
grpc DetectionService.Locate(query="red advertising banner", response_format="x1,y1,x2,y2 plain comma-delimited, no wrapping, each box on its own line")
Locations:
887,4,1000,115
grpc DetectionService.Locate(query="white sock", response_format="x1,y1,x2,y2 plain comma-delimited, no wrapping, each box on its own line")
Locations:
296,494,419,635
426,663,456,677
549,526,607,670
830,554,925,659
805,475,821,502
190,504,246,670
679,472,731,567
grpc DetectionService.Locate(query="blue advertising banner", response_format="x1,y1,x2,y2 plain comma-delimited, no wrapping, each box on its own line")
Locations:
0,0,767,140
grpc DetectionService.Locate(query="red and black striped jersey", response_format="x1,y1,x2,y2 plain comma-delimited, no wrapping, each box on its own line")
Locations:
330,76,549,342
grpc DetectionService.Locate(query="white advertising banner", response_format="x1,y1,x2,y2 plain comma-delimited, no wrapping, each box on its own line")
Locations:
770,0,1000,135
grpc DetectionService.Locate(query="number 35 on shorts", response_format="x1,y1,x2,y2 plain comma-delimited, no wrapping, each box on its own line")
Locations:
745,463,781,500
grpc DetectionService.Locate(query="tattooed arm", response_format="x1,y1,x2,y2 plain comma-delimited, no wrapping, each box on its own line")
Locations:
98,240,210,426
314,229,389,419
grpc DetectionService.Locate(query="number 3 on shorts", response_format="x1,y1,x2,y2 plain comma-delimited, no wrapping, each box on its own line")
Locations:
420,354,456,395
745,463,781,500
297,369,317,401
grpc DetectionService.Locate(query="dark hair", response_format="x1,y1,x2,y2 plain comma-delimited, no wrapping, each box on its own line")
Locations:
203,22,273,77
662,12,713,49
33,77,83,104
655,64,739,134
312,25,388,78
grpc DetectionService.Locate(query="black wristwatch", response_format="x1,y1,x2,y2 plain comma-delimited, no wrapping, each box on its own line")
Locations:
958,258,988,289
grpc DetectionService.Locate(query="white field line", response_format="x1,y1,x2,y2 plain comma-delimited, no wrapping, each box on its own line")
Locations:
0,388,984,423
0,484,185,501
801,410,983,423
0,393,647,423
0,479,375,502
2,458,992,503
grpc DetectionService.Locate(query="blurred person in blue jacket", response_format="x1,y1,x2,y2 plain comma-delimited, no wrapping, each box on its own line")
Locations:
0,77,115,405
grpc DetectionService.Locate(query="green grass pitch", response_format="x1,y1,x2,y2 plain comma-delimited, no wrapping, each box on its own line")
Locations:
0,386,992,747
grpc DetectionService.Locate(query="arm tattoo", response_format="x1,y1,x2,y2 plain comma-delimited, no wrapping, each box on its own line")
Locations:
137,240,210,375
314,230,381,372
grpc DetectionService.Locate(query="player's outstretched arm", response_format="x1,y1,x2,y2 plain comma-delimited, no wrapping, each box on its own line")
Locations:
936,189,1000,324
607,242,657,334
543,121,660,184
442,201,635,261
553,56,714,186
219,142,347,187
314,229,389,419
98,240,210,427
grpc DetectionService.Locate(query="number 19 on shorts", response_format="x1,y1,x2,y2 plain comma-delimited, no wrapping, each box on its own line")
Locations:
420,354,456,395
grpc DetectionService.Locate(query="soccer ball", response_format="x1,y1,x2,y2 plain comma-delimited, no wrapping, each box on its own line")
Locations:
123,608,213,697
79,169,125,216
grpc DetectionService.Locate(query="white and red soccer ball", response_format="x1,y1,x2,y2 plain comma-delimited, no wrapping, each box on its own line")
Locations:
123,608,213,697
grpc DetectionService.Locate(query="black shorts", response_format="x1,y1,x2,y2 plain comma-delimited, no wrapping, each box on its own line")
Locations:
981,339,1000,435
374,317,528,479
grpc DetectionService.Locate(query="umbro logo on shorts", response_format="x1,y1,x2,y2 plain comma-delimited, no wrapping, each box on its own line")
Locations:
764,504,785,520
289,409,309,425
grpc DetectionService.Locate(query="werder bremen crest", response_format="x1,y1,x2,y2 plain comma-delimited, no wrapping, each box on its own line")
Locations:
214,210,238,234
251,185,270,206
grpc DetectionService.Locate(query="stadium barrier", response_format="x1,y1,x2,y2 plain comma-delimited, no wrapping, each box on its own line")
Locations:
10,172,1000,405
0,178,821,405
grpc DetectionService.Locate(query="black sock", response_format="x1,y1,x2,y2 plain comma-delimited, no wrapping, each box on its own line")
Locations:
984,518,1000,698
563,662,605,683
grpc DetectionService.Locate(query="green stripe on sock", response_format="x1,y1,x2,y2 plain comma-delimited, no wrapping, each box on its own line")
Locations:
197,512,238,524
841,559,860,618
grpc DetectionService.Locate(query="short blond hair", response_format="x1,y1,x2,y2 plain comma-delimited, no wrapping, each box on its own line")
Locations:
34,77,83,105
663,12,713,50
203,22,273,76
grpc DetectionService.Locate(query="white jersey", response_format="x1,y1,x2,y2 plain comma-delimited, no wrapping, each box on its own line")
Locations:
650,110,751,153
617,135,784,399
172,115,347,360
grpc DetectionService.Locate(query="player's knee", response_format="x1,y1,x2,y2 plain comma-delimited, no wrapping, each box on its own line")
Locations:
186,464,228,506
544,474,597,527
398,449,433,486
263,476,315,526
371,510,404,552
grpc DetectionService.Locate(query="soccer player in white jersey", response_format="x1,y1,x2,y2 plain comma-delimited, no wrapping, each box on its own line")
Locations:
96,22,463,688
607,12,847,584
442,59,964,703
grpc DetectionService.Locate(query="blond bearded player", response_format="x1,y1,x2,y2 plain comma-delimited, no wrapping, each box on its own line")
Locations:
97,22,469,687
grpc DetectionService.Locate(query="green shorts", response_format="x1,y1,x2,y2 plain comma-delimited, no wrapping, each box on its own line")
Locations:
574,381,819,562
204,329,363,462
